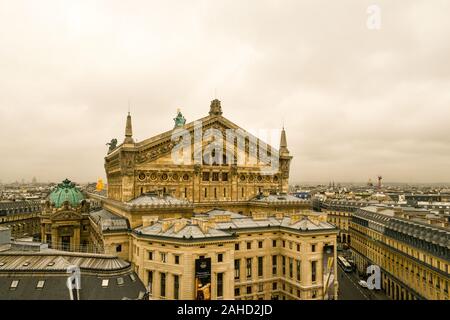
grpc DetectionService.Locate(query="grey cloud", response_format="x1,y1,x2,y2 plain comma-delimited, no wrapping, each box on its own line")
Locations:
0,0,449,184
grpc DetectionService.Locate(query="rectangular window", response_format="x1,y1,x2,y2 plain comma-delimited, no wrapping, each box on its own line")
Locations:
148,271,153,295
235,243,240,251
222,173,228,181
160,273,166,298
311,261,317,282
116,244,122,252
218,253,223,262
246,258,252,278
204,188,207,198
235,288,240,296
217,273,223,298
161,253,167,263
258,241,263,248
174,275,179,300
311,244,316,252
282,256,286,276
223,188,226,197
212,172,219,181
235,259,240,280
101,279,109,288
272,255,277,275
296,260,301,281
258,256,264,277
202,172,210,181
272,240,277,247
247,242,252,250
282,241,286,248
272,282,277,290
258,283,264,292
289,258,293,278
174,255,180,265
297,244,300,252
247,286,252,294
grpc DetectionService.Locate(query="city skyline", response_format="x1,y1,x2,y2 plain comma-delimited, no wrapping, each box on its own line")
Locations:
1,0,450,183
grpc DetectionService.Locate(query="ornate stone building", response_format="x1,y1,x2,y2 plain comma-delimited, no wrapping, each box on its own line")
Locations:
104,99,294,209
40,179,91,251
0,200,41,239
350,205,449,300
42,99,339,300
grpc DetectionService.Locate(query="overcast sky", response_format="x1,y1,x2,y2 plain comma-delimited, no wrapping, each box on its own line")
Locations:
0,0,449,184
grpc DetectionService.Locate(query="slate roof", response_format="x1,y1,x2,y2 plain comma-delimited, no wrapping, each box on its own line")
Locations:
251,194,309,203
134,209,336,240
90,209,129,232
135,222,232,240
0,251,130,272
126,193,192,207
0,273,145,300
0,251,146,300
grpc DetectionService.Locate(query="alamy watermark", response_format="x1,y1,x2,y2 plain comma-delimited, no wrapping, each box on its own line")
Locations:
367,4,382,30
170,122,283,175
366,264,381,290
67,265,81,300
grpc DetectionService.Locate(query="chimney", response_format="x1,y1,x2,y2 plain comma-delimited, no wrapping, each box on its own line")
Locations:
174,220,188,233
192,218,210,234
161,219,176,232
252,212,268,221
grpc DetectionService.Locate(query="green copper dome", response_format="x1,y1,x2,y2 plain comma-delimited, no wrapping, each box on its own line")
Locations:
49,179,85,208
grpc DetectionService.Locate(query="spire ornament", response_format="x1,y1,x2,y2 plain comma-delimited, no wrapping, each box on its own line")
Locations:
124,112,134,144
174,109,186,128
209,99,223,116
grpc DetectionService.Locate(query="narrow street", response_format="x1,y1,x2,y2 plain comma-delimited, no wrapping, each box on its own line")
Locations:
337,264,389,300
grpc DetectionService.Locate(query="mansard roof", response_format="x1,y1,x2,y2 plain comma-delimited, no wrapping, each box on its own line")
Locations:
90,209,129,232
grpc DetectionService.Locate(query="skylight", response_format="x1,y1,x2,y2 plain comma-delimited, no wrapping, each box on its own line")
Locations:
36,280,45,289
10,280,19,289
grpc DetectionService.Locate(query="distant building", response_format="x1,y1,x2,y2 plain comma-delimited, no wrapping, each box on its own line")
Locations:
0,227,146,300
350,205,449,300
0,201,41,239
40,179,92,252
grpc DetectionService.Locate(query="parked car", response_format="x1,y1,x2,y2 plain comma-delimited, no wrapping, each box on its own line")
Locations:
358,280,368,288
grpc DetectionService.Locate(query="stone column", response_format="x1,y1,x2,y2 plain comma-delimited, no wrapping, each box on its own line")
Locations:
51,226,58,250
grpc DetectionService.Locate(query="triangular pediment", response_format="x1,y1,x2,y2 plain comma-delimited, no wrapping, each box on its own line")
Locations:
135,116,280,166
51,210,82,221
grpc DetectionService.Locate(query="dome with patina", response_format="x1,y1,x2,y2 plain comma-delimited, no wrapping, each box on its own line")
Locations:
49,179,85,208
